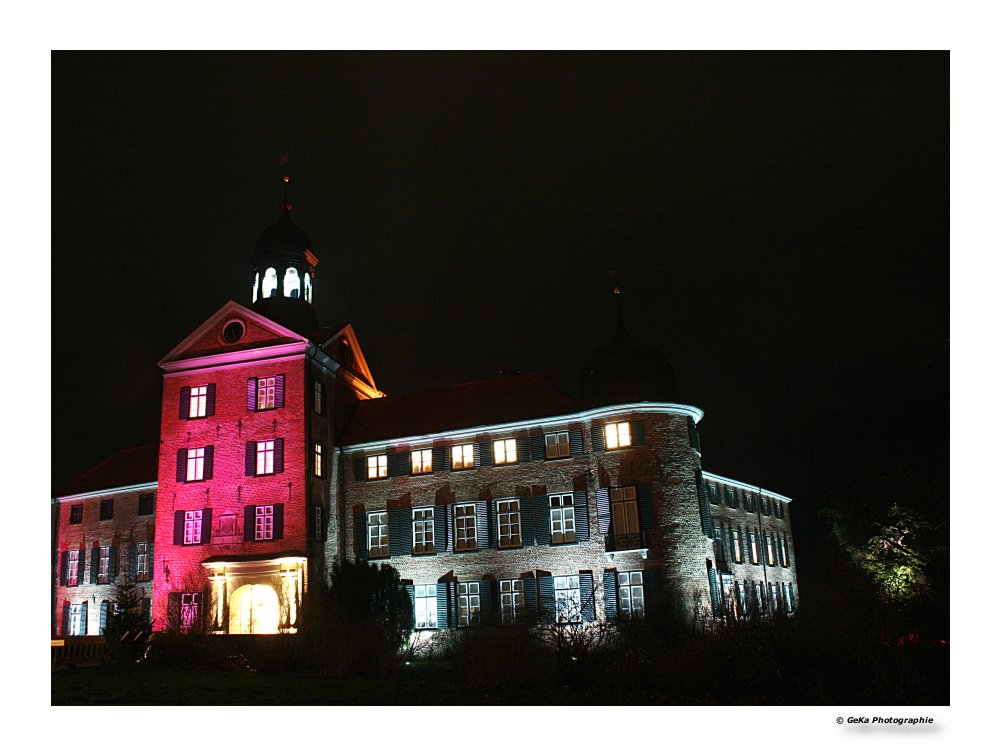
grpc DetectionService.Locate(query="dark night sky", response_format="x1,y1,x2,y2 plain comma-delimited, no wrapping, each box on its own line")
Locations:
51,51,948,499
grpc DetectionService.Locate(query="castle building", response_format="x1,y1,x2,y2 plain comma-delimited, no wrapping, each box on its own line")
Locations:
52,193,797,637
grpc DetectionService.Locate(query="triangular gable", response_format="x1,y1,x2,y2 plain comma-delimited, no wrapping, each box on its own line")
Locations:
319,323,381,396
158,301,308,366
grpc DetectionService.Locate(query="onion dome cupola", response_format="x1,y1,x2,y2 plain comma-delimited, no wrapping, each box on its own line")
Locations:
579,305,681,410
250,168,321,335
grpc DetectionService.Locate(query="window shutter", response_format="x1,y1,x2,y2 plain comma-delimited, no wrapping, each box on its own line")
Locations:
522,576,538,620
519,497,535,546
789,583,797,612
201,508,212,544
354,456,365,481
636,483,653,530
603,570,618,620
60,552,69,586
62,604,70,636
206,383,216,417
535,495,551,546
128,544,137,581
632,420,645,446
687,416,700,452
108,546,117,580
270,503,283,540
479,579,496,625
642,568,659,617
273,438,284,474
487,500,498,548
247,378,257,412
708,567,721,618
475,501,490,550
245,442,256,476
404,584,415,629
478,440,493,466
167,593,181,631
275,374,285,408
436,584,450,629
244,506,255,541
591,424,605,453
80,603,88,635
579,572,596,622
569,428,584,456
538,575,555,623
530,434,545,461
90,546,99,584
433,503,448,554
389,508,409,557
176,448,187,482
173,511,185,545
572,490,590,541
203,446,214,480
595,488,611,535
147,542,154,575
432,446,447,473
745,529,754,564
516,436,529,464
99,602,109,635
695,472,713,536
179,387,190,420
353,507,367,560
473,443,481,467
446,504,454,552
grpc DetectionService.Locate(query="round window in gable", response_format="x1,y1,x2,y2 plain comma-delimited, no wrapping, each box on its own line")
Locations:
222,319,245,344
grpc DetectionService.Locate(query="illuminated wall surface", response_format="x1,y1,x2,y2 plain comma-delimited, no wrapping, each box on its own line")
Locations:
52,207,798,636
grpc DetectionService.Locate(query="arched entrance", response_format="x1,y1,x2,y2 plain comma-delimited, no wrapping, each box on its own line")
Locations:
228,584,280,635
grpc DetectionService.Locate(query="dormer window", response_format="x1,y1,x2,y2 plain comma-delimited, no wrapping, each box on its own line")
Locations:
284,267,300,298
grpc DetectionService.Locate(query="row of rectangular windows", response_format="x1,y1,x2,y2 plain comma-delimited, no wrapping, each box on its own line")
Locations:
177,376,326,419
59,543,152,587
67,493,155,525
167,505,327,546
713,521,792,568
707,483,785,519
361,421,639,480
173,441,325,482
60,598,152,637
719,577,797,617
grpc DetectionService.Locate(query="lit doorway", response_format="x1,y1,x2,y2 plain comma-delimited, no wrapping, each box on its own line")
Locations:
228,584,280,634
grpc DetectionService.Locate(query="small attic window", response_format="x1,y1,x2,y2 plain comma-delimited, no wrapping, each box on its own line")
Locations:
222,319,245,344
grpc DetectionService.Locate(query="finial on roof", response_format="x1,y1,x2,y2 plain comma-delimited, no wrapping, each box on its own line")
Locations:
609,267,627,336
279,153,292,215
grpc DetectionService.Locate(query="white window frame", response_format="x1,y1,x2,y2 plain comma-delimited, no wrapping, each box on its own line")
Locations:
618,571,645,620
98,546,111,584
554,575,581,623
549,493,576,544
414,584,437,629
493,438,517,465
255,505,274,541
69,604,86,636
604,421,632,449
410,449,433,475
497,499,522,549
454,503,477,552
368,512,388,558
458,582,481,627
256,440,275,475
451,443,474,470
545,431,570,459
67,550,80,587
314,443,323,477
186,447,206,481
136,542,150,581
257,376,276,410
500,579,524,624
189,385,208,418
412,507,435,555
181,592,200,633
183,510,203,545
367,454,388,479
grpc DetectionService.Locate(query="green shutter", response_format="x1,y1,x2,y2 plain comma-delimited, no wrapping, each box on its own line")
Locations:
636,483,653,530
708,567,721,618
603,570,618,620
642,568,659,618
579,572,596,622
353,508,367,560
591,424,605,452
519,497,535,545
522,576,538,620
572,490,590,541
535,495,551,546
538,575,555,623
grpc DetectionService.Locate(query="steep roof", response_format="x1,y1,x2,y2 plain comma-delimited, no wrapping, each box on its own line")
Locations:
339,373,576,446
57,444,159,497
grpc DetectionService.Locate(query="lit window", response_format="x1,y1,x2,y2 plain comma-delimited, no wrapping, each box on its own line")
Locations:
555,575,581,623
304,272,312,303
367,512,388,558
257,376,276,410
69,504,83,524
451,444,474,469
500,579,524,624
367,454,388,479
189,385,208,418
755,582,766,612
256,440,275,475
731,529,743,563
183,510,203,545
768,583,779,613
454,504,477,552
497,499,522,548
610,486,639,547
549,493,576,544
618,571,645,619
186,448,206,481
749,531,759,564
545,431,570,459
314,444,323,477
736,582,748,617
458,582,481,627
493,438,517,465
138,494,154,515
313,380,323,414
604,421,631,449
181,593,200,633
765,535,775,566
254,505,274,541
253,272,259,303
782,583,792,612
412,508,435,555
100,499,113,520
67,550,80,587
136,542,150,582
98,546,111,584
410,449,433,475
69,604,87,636
263,267,277,298
283,267,300,298
414,584,437,628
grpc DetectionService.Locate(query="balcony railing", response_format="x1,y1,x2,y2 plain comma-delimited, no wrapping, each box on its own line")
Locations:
605,530,647,553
